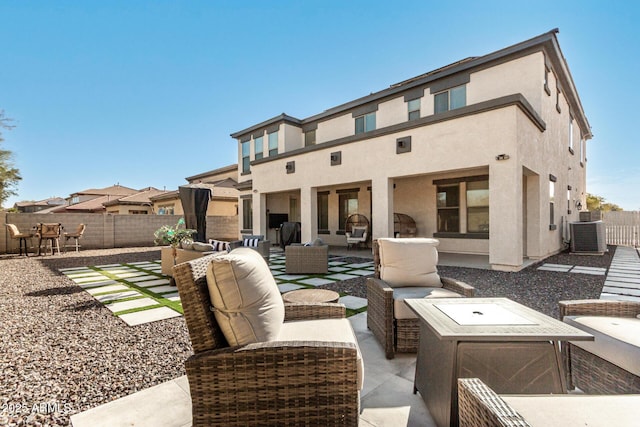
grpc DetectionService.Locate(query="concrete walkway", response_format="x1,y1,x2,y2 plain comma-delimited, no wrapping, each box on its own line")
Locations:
601,245,640,302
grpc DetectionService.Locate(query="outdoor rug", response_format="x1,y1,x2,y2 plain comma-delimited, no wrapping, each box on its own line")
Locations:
61,254,372,326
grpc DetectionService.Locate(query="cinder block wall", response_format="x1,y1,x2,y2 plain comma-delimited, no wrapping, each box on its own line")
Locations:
1,213,239,255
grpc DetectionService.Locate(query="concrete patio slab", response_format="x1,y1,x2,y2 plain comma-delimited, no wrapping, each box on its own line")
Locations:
70,376,191,427
96,290,141,303
277,283,305,293
340,295,368,310
86,284,130,295
119,307,182,326
298,277,335,286
105,298,158,313
137,279,171,288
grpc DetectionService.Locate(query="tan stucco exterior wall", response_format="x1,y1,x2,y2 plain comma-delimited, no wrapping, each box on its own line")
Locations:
234,41,590,271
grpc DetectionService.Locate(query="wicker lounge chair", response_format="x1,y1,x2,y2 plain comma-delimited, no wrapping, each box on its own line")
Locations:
559,299,640,394
285,242,328,274
458,377,640,427
366,238,474,359
173,251,361,426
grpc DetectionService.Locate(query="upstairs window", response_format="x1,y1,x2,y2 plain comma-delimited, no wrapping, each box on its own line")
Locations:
407,98,421,121
305,129,316,147
241,140,250,173
268,131,278,156
254,136,263,160
355,112,376,134
434,85,466,114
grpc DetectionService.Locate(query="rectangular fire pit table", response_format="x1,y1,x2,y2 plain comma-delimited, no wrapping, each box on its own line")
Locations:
405,297,593,427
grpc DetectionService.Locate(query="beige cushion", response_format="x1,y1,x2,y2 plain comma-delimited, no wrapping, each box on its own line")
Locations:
206,248,284,346
378,238,441,287
503,394,640,427
393,287,462,319
564,315,640,376
192,241,215,252
277,318,364,390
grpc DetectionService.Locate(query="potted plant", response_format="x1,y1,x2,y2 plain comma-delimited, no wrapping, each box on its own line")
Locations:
154,218,196,266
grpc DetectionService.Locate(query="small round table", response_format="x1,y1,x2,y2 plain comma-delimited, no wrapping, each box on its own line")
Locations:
282,289,340,304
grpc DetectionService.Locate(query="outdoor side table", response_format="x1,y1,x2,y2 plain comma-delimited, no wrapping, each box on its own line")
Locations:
405,297,594,427
282,289,340,304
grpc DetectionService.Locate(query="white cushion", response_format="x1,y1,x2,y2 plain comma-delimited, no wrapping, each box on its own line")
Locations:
564,315,640,376
393,287,462,319
277,318,364,390
206,248,284,346
378,238,441,287
503,394,640,427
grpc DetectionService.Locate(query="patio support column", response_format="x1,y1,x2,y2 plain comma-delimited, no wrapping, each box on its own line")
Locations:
489,163,523,271
300,186,317,243
252,191,268,237
371,176,394,240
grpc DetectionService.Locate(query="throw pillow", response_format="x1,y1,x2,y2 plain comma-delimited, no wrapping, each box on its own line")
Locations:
352,228,365,238
378,238,442,288
244,238,260,248
192,242,215,252
206,248,285,346
312,238,324,246
209,239,229,252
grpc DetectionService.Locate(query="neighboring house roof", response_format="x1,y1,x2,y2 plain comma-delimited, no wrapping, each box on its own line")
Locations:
62,195,113,212
149,190,179,202
103,187,169,207
185,164,238,182
231,28,591,141
71,184,138,197
14,197,65,208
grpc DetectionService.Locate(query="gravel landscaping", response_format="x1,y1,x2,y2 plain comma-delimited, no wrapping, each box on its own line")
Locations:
0,245,614,426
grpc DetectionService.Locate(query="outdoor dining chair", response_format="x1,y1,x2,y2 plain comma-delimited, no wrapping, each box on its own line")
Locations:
5,223,34,256
63,223,86,252
36,223,62,255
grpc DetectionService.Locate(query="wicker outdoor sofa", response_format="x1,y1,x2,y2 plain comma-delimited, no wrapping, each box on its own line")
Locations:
173,252,361,426
559,299,640,394
458,378,640,426
366,238,474,359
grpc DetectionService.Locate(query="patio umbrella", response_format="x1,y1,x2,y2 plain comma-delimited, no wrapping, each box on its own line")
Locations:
178,184,212,243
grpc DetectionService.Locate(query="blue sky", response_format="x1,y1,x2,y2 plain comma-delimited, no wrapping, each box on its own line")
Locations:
1,1,639,209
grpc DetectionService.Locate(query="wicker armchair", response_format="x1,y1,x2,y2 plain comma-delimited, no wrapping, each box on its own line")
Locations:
173,254,360,426
229,234,271,261
559,299,640,394
366,238,474,359
285,244,329,274
458,378,640,427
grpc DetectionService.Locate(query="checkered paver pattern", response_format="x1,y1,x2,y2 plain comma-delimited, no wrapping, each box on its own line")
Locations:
61,254,373,326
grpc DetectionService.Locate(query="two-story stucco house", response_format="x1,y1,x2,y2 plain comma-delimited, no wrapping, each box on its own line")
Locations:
230,29,592,271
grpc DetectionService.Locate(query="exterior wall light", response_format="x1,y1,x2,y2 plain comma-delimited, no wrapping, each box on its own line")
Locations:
495,154,510,161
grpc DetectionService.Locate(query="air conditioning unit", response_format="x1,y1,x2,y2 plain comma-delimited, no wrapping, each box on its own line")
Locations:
570,221,607,254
